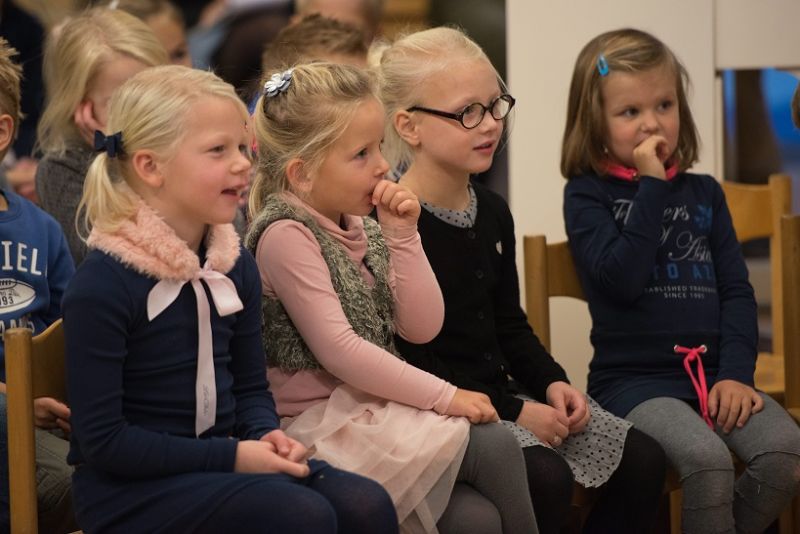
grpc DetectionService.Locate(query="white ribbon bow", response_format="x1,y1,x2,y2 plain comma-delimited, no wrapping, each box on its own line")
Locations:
147,262,244,436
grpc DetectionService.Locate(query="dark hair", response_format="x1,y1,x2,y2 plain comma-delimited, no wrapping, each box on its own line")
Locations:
261,14,367,76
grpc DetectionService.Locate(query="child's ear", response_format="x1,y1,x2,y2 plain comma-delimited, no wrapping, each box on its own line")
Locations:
0,114,14,154
286,158,312,195
131,150,165,189
393,110,420,147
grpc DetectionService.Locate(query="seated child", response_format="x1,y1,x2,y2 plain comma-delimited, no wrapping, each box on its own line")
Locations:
376,27,667,533
247,62,537,533
35,7,167,265
0,37,77,534
562,28,800,533
63,64,397,534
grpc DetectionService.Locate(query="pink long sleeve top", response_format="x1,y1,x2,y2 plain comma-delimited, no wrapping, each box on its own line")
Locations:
255,193,454,417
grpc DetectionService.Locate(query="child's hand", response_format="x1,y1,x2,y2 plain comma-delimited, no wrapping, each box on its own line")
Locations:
234,440,310,477
708,379,764,433
445,388,498,424
545,381,591,434
33,397,71,434
6,157,38,202
372,180,421,227
73,100,103,147
516,400,569,447
632,135,671,180
260,429,308,463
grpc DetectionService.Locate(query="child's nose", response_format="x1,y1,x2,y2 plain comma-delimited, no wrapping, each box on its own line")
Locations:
478,111,502,132
376,154,390,177
640,111,660,132
234,151,253,173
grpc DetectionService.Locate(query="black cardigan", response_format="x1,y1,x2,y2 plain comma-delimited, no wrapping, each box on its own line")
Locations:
396,182,568,421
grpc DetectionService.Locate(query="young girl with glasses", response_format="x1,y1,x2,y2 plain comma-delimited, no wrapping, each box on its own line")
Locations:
246,62,538,533
377,26,667,533
562,28,800,533
63,65,398,534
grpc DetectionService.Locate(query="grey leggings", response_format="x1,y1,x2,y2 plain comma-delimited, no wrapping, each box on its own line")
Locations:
438,422,539,534
627,394,800,534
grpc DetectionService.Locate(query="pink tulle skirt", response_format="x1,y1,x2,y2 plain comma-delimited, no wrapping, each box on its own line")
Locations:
282,384,469,533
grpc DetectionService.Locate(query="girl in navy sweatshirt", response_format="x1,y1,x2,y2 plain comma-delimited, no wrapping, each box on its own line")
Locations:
562,28,800,533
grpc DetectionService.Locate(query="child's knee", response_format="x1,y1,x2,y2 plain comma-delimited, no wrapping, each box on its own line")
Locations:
677,438,734,479
616,428,667,490
438,483,502,534
748,451,800,492
523,445,573,490
471,422,520,457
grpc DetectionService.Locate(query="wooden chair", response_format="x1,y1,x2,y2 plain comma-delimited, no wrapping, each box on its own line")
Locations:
721,174,792,402
523,229,795,533
4,319,68,534
781,214,800,425
523,235,685,532
780,214,800,533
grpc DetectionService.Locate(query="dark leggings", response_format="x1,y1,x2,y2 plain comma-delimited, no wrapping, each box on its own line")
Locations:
73,461,398,534
523,427,665,534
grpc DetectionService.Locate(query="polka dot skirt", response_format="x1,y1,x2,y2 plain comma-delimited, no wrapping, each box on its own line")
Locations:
502,396,632,488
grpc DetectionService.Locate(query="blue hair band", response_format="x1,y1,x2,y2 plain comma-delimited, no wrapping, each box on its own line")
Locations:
597,54,609,77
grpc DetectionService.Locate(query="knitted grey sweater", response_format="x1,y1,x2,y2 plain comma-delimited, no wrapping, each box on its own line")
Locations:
35,144,95,265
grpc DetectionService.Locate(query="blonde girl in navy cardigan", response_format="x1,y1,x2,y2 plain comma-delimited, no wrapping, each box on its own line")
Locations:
62,65,396,534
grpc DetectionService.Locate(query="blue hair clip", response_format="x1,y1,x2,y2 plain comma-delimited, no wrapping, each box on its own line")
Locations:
596,54,609,77
94,130,124,158
263,68,293,98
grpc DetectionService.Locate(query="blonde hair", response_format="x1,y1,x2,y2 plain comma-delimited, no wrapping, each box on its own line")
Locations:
249,62,378,217
37,7,168,155
0,38,22,160
80,65,247,234
370,26,504,171
100,0,184,25
560,28,699,179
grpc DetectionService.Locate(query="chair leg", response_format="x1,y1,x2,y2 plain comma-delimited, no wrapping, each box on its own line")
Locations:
777,501,793,534
669,489,682,534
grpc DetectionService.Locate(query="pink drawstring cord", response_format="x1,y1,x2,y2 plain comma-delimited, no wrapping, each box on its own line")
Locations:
674,344,714,429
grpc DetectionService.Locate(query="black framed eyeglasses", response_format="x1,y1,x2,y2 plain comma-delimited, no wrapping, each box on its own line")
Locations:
406,94,516,129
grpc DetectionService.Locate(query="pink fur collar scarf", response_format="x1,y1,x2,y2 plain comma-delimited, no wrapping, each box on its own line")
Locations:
87,198,240,281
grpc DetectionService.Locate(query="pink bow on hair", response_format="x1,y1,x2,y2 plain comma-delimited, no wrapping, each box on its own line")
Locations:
147,262,244,436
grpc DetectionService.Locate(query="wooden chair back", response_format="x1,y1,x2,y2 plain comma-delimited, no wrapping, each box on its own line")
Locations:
4,319,67,534
523,236,584,353
721,174,791,357
781,214,800,421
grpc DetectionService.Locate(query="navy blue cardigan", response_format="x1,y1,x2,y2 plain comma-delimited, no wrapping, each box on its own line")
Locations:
396,183,568,422
63,247,279,478
563,172,757,417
